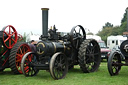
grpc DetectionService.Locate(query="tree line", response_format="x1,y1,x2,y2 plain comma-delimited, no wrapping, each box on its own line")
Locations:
97,9,127,43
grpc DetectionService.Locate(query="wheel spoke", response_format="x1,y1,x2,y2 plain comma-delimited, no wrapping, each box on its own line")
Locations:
74,29,77,34
11,38,16,43
4,32,9,36
55,59,59,65
61,56,64,64
23,47,26,54
79,28,81,34
86,48,91,53
12,42,16,47
90,48,94,53
60,55,62,63
9,38,11,47
57,69,61,78
4,37,10,43
86,57,90,62
92,45,96,50
21,46,25,54
94,52,100,55
16,53,22,58
92,59,98,65
16,59,21,62
11,32,15,36
85,53,90,56
19,48,23,54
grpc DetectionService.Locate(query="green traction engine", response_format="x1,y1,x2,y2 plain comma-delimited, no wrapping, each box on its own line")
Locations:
0,25,31,74
21,8,101,80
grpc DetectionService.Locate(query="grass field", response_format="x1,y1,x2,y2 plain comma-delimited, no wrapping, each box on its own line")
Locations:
0,62,128,85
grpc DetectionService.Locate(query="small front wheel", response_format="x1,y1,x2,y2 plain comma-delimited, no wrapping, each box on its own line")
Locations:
50,52,68,80
21,52,39,76
107,51,121,76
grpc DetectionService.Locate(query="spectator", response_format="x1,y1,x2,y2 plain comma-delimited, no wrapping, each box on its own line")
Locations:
29,40,37,53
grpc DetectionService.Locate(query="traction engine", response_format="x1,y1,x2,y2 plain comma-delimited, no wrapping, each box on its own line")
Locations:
21,8,101,80
0,25,31,74
107,7,128,76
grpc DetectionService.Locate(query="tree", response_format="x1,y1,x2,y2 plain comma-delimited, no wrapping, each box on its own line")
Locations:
97,27,113,43
111,26,120,35
103,22,113,29
97,8,127,44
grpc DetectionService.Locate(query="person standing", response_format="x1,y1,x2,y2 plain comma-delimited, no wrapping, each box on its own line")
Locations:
29,40,37,53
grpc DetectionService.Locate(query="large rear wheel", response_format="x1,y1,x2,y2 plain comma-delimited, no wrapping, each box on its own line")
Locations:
78,39,101,73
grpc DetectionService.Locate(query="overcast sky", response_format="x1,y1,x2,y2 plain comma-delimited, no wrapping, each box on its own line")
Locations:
0,0,127,35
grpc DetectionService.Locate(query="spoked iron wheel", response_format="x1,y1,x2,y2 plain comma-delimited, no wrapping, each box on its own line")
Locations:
78,39,101,73
21,52,39,76
50,52,68,80
9,42,31,74
2,25,17,49
108,51,121,76
69,25,86,50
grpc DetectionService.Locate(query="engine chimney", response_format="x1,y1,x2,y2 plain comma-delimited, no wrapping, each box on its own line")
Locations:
41,8,49,37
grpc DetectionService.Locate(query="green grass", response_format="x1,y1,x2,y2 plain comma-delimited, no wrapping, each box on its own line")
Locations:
1,62,128,85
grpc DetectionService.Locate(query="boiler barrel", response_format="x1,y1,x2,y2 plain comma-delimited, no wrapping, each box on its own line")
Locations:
36,41,66,56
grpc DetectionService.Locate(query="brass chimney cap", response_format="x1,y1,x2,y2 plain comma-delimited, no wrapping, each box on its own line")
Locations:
41,8,49,10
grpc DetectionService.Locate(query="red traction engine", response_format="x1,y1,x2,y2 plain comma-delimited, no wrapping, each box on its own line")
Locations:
0,25,31,74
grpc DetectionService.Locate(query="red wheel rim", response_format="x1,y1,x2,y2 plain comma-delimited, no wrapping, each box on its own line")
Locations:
15,44,31,73
3,25,18,49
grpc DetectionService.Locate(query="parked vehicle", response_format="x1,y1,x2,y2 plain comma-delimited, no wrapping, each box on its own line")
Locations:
98,41,111,60
107,35,127,50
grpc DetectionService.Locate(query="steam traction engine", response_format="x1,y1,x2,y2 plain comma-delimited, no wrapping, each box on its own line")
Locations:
0,25,31,74
107,7,128,76
21,8,101,80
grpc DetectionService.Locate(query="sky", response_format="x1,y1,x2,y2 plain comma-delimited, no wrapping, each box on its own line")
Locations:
0,0,127,35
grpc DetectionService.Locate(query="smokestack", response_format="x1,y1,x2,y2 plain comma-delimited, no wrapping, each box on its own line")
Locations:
41,8,49,37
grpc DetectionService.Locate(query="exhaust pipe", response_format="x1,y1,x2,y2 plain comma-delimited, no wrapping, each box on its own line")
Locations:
41,8,49,37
